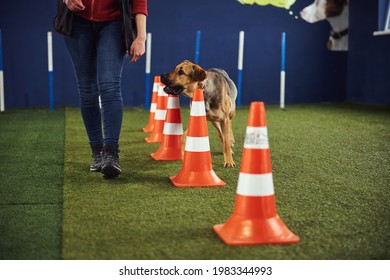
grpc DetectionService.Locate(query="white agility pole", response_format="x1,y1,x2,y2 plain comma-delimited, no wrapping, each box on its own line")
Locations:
0,29,5,112
145,32,152,110
237,30,244,108
280,32,286,110
47,31,54,112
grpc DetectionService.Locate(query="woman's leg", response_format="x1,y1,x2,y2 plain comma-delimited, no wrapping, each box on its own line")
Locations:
96,20,126,178
65,17,104,146
96,20,126,146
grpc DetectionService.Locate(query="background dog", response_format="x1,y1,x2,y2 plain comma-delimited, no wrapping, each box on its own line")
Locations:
161,60,237,168
300,0,349,51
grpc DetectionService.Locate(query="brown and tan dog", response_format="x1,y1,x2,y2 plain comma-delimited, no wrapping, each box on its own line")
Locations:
161,60,237,168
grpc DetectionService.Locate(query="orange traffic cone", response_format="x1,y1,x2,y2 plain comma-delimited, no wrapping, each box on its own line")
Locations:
145,82,168,143
142,76,160,132
170,89,225,188
151,94,183,161
213,102,300,245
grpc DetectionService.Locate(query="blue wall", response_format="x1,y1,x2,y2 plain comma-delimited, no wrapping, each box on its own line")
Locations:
0,0,387,108
347,0,390,104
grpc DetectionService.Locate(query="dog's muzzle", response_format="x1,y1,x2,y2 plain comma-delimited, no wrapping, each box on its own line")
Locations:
160,73,183,96
163,86,184,96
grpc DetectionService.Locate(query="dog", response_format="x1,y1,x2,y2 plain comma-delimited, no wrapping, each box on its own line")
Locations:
161,60,237,168
300,0,349,51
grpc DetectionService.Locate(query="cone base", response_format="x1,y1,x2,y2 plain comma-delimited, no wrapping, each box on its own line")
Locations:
170,170,225,188
145,134,163,143
151,148,182,161
213,215,300,245
142,126,154,133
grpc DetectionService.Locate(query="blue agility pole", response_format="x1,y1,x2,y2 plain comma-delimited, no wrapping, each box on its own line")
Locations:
47,31,54,112
0,29,5,112
280,32,286,110
145,32,152,110
194,30,201,64
237,31,244,108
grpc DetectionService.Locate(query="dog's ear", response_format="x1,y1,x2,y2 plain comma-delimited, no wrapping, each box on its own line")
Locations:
191,66,207,82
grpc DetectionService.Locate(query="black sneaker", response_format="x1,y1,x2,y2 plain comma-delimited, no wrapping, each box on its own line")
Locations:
90,143,103,172
101,144,121,178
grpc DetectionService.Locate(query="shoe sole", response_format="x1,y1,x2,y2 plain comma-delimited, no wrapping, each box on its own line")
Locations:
90,166,102,172
101,165,121,179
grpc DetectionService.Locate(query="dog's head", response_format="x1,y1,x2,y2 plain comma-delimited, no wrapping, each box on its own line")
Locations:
300,0,348,23
160,60,207,98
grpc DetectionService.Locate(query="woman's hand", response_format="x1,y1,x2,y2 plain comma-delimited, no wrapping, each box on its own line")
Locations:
129,36,146,64
64,0,85,12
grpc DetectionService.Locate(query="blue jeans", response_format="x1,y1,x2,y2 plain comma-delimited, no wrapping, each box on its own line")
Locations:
65,16,126,146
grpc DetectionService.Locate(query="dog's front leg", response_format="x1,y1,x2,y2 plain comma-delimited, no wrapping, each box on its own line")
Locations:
221,119,236,168
181,128,188,158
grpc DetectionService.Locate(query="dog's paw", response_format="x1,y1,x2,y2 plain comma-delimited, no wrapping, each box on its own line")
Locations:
224,161,236,168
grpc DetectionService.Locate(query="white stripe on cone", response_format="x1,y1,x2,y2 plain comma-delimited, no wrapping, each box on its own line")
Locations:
158,85,168,96
236,173,275,196
163,123,183,135
150,103,157,113
154,109,166,120
185,136,210,152
190,101,206,117
244,126,269,149
153,81,159,92
167,96,180,109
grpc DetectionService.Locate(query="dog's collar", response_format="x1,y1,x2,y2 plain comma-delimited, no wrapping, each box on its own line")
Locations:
330,28,348,40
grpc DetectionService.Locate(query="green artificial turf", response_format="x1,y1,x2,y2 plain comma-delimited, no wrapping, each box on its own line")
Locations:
0,108,65,259
62,103,390,260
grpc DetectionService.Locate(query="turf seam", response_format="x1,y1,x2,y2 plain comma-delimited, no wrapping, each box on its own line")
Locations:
0,202,63,206
0,108,66,260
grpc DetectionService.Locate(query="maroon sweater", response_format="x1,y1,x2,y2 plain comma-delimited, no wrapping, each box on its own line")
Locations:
75,0,148,22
